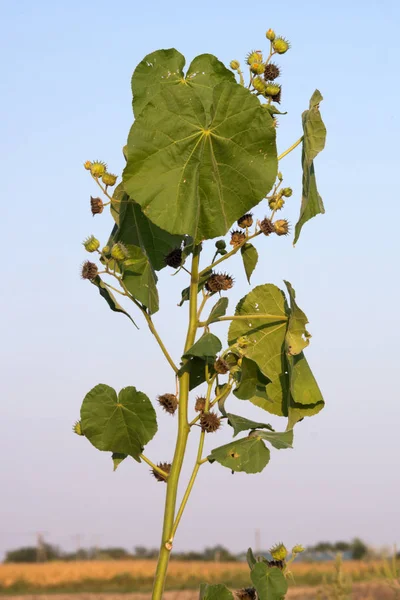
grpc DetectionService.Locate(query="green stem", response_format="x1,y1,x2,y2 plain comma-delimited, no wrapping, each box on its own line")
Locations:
278,136,303,161
140,454,169,480
198,231,261,278
151,248,200,600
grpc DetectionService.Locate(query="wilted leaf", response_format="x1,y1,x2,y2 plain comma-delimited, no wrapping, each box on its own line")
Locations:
91,276,138,328
251,562,288,600
209,436,270,473
241,243,258,283
284,280,310,355
227,413,274,437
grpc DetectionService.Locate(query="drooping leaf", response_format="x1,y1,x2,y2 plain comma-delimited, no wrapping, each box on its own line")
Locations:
250,429,293,450
91,276,138,328
183,333,222,360
227,413,274,437
179,270,212,306
287,353,324,428
284,280,311,355
206,297,229,325
216,383,231,417
209,436,270,474
251,562,288,600
80,385,157,462
233,356,270,400
112,453,127,471
247,547,257,569
131,49,235,117
123,81,277,243
294,90,326,244
241,243,258,284
228,284,289,416
199,583,234,600
122,246,159,314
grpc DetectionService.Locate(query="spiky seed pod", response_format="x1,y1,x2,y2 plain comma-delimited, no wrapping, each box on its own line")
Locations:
250,62,265,75
270,542,288,561
215,239,226,250
265,82,281,97
200,411,221,433
272,86,282,104
102,245,111,256
268,559,285,569
90,161,107,177
81,261,98,280
292,544,305,554
230,60,240,70
157,393,178,415
268,197,285,211
273,37,290,54
274,219,290,236
73,421,84,436
281,187,293,197
195,396,207,412
111,242,129,261
237,213,253,228
246,50,263,65
264,63,280,81
205,273,234,293
260,218,275,236
252,76,267,94
102,172,118,187
83,160,92,170
230,229,246,247
90,196,104,215
266,28,276,41
235,588,258,600
151,462,172,482
83,235,100,253
214,357,229,375
164,247,183,269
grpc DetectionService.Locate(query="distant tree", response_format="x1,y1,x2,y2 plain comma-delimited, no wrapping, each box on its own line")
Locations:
5,543,62,563
98,547,131,560
334,541,351,552
351,538,368,560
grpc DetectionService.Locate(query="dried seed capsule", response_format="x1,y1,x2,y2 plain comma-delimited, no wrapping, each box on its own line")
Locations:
274,219,290,236
214,357,229,375
273,37,290,54
157,393,178,415
90,196,104,215
230,229,246,247
272,86,282,104
151,462,172,482
200,411,221,433
260,218,275,236
235,588,257,600
111,242,129,261
205,273,234,293
101,172,118,187
195,396,207,413
264,63,280,81
83,235,100,253
81,261,98,280
90,161,107,177
73,421,84,436
237,213,253,228
164,247,182,268
269,542,288,561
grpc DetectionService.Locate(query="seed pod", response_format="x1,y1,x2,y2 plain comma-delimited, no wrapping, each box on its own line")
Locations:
90,196,104,215
164,247,182,269
151,462,172,482
230,60,240,70
264,63,280,81
230,229,246,247
84,160,92,170
157,393,178,415
81,261,98,280
250,62,265,75
292,544,305,554
90,161,107,177
237,213,253,228
214,357,229,375
73,421,84,436
266,28,276,41
102,172,118,187
269,542,288,562
260,218,275,236
246,50,263,65
102,245,111,256
215,239,226,250
195,396,207,412
281,187,293,197
265,82,281,97
200,411,221,433
268,197,285,211
205,273,234,293
83,235,100,253
274,219,290,236
272,86,282,104
234,588,258,600
111,242,129,261
273,37,290,54
252,76,267,94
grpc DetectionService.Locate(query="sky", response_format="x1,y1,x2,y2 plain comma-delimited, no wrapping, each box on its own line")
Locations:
1,0,399,560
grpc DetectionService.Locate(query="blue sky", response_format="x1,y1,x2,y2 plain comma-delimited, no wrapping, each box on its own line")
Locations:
1,0,399,559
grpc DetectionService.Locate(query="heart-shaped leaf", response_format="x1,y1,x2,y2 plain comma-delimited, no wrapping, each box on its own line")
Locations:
251,562,288,600
183,333,222,360
209,436,270,473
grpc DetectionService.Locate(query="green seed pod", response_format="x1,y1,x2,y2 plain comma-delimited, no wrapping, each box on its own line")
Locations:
90,161,107,177
252,76,267,93
282,187,293,197
266,28,276,41
246,50,263,65
269,542,288,562
111,242,129,261
215,240,226,250
83,235,100,253
102,172,118,187
292,544,305,554
250,62,265,75
274,219,290,236
230,60,240,70
265,82,281,97
273,37,290,54
73,421,84,436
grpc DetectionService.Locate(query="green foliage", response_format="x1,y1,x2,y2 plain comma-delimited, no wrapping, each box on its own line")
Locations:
80,385,157,461
241,243,259,283
205,297,229,325
227,413,274,436
122,246,159,314
250,562,288,600
183,332,222,359
209,436,271,473
199,583,234,600
233,356,270,400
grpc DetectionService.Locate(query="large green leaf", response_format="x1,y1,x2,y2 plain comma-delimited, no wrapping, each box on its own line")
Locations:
80,385,157,462
233,356,270,400
284,281,310,356
183,333,222,359
241,243,258,283
227,413,274,437
250,429,293,450
122,246,159,314
287,353,324,428
123,81,277,242
228,284,289,416
205,297,229,325
209,436,270,473
294,90,326,244
250,562,288,600
91,276,138,328
199,583,234,600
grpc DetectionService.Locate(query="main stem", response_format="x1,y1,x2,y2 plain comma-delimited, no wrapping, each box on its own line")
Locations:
151,248,200,600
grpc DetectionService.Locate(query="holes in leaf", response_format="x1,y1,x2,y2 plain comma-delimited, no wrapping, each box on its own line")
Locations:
229,450,240,459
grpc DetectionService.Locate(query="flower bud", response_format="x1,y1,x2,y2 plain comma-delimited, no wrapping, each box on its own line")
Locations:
292,544,305,554
83,160,92,170
90,161,107,177
215,240,226,250
111,242,129,261
73,421,84,436
102,172,118,187
230,60,240,70
83,235,100,253
278,171,283,181
102,245,111,255
266,28,276,41
273,37,290,54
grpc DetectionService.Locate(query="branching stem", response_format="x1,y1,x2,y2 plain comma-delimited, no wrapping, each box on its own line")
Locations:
278,136,304,161
140,454,169,479
198,231,261,278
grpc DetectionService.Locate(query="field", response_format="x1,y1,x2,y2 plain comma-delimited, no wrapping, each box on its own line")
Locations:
0,559,399,598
